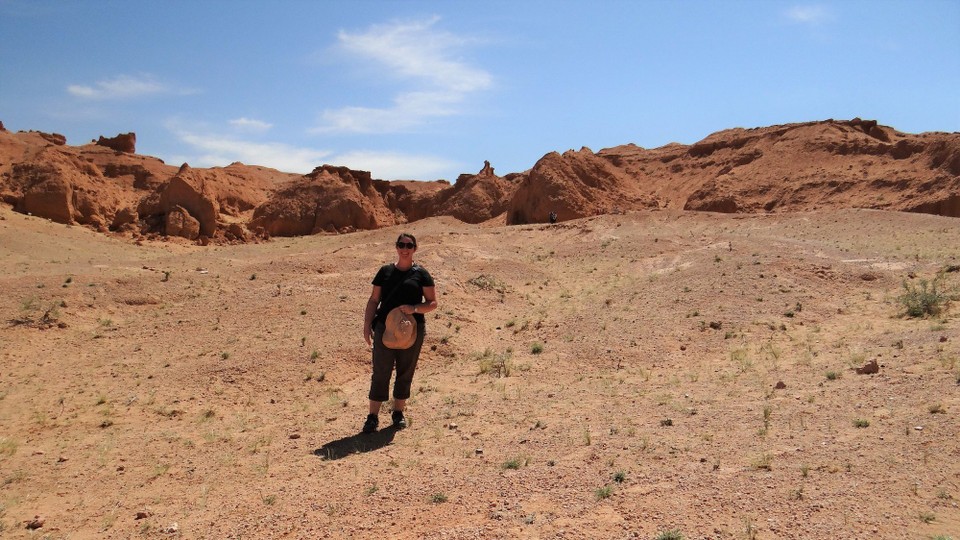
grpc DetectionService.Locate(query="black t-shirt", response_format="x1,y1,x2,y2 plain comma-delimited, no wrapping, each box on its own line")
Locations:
372,263,434,327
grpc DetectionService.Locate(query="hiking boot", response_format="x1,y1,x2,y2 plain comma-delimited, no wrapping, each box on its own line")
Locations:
361,414,378,434
391,410,407,429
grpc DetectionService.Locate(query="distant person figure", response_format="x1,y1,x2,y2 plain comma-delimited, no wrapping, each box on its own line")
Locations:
362,233,437,433
549,211,558,224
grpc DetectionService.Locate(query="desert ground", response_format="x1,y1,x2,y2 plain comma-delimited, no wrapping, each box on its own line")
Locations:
1,203,958,539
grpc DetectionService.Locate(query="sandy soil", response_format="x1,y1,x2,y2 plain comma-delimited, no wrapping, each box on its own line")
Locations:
1,204,958,539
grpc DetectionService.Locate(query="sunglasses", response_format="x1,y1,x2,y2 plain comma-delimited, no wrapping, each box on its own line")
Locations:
395,242,416,249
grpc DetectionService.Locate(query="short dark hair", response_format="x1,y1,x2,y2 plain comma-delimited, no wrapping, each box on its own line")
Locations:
396,232,417,247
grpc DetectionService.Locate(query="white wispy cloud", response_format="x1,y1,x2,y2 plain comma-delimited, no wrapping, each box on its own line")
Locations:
326,150,459,180
67,74,193,100
312,16,492,134
229,117,274,132
167,122,331,174
785,5,833,25
167,120,457,179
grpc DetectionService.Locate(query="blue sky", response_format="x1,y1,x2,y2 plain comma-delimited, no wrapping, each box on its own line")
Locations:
2,0,958,181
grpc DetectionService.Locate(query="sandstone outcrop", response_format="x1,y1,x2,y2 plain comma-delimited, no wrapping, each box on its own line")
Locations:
138,164,219,237
96,133,136,153
250,165,395,236
165,205,201,239
0,118,957,241
7,147,121,229
428,162,519,224
507,148,659,225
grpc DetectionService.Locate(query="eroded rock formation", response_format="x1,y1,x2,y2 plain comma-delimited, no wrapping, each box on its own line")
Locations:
96,133,137,154
0,118,957,242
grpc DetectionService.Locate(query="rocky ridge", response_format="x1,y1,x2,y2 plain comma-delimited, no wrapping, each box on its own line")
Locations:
0,118,957,243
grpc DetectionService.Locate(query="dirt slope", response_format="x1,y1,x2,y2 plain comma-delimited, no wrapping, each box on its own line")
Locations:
1,203,958,539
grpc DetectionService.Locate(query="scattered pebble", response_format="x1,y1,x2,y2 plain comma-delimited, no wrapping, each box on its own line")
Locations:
25,516,44,530
289,433,301,439
135,511,152,520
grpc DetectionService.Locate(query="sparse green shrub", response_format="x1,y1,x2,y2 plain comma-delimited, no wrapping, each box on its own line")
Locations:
502,456,528,470
898,275,954,318
476,348,514,377
654,530,684,540
467,274,507,293
752,453,772,470
431,492,448,503
531,342,544,354
0,437,17,457
853,418,870,428
595,485,613,500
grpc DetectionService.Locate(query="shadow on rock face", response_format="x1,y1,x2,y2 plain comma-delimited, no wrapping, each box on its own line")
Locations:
313,427,398,460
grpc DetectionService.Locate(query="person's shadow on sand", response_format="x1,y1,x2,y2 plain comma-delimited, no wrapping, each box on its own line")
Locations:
313,426,398,460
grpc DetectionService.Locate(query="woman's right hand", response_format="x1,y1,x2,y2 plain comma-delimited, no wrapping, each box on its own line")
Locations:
364,326,372,347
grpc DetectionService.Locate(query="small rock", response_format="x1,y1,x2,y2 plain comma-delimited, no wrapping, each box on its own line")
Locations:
165,522,179,534
448,423,458,430
135,511,152,520
289,433,301,440
57,456,67,463
475,448,483,455
940,336,948,343
855,360,879,375
915,426,923,431
25,516,44,530
680,345,687,351
775,381,787,389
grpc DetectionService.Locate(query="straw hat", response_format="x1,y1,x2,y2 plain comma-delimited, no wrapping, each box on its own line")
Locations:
382,306,417,349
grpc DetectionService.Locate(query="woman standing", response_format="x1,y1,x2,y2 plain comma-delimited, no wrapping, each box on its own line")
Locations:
362,233,437,433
